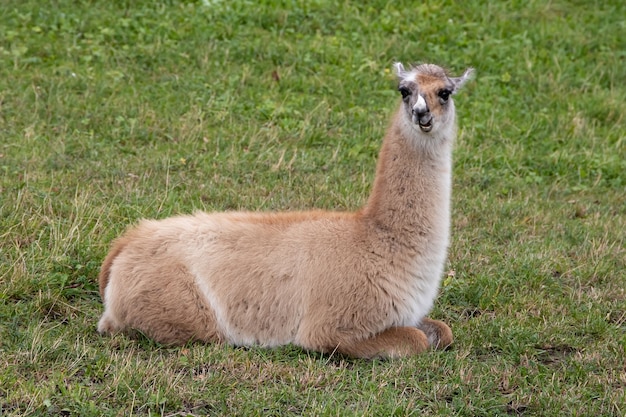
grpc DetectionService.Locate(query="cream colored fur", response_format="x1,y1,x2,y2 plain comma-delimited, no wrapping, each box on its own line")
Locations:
97,63,473,359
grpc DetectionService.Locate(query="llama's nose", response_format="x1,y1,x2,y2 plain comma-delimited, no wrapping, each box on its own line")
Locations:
413,108,429,118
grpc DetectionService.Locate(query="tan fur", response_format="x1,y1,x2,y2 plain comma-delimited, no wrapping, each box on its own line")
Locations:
97,63,473,358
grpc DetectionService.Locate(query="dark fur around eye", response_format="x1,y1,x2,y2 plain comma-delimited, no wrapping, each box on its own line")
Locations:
438,89,451,101
399,87,411,99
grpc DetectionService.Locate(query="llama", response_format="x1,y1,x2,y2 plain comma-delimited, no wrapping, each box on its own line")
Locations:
97,62,473,359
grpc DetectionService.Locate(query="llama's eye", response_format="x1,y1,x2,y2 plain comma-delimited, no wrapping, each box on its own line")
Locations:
438,89,451,102
399,87,411,100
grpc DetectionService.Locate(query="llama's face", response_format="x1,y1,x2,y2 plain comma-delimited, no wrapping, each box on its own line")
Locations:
394,63,473,134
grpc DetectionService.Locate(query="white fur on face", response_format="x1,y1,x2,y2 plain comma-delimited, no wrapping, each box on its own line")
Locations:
414,94,428,114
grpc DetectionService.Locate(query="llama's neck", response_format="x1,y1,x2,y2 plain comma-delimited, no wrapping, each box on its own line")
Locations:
361,108,455,250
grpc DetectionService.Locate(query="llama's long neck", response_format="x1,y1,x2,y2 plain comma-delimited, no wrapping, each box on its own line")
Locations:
361,107,455,253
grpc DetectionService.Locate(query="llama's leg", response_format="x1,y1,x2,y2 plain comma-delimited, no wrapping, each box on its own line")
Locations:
417,318,453,350
98,265,222,345
333,326,430,359
97,310,122,335
97,277,125,335
127,270,222,345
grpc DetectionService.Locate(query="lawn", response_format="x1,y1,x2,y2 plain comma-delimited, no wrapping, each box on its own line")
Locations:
1,0,625,415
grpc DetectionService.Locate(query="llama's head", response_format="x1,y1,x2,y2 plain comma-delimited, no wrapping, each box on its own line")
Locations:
394,63,473,134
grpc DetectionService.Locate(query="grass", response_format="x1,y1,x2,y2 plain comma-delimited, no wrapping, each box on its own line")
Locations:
1,0,625,415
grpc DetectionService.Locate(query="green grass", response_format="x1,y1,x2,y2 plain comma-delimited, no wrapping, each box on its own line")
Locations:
1,0,625,415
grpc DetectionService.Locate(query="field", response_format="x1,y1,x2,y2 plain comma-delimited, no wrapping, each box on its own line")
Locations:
1,0,625,415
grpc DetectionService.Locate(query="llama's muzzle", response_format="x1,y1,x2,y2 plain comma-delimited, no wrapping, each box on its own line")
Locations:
414,113,433,132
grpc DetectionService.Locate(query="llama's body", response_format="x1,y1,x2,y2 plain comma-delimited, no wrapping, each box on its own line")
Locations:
98,63,473,358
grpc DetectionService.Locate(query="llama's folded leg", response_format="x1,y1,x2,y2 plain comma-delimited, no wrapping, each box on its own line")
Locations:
417,318,453,350
333,326,430,359
97,310,122,335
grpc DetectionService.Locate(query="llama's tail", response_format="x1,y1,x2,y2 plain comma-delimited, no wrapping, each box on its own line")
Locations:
98,236,128,300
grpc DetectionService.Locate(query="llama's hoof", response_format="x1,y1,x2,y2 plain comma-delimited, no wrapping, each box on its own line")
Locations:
418,318,453,350
97,314,119,335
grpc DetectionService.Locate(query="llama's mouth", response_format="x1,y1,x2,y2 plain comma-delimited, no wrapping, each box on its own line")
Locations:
418,121,433,132
412,112,433,132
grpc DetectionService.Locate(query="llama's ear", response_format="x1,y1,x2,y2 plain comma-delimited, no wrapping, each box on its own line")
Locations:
451,67,474,92
393,62,408,80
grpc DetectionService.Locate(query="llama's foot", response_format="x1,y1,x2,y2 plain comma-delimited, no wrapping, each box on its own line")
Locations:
333,326,430,359
97,312,121,335
417,318,453,350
